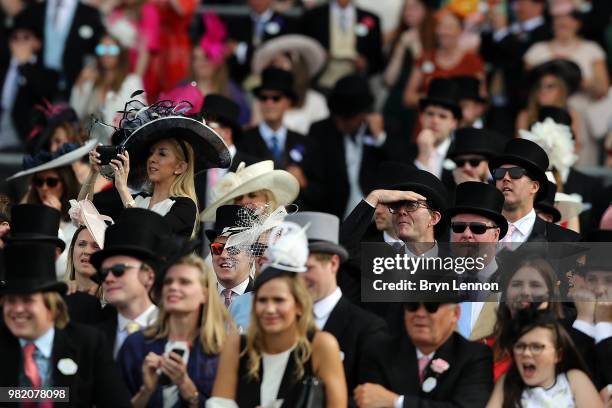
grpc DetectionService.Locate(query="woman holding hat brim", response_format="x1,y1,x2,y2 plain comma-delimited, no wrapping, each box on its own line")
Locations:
201,160,299,222
82,97,231,237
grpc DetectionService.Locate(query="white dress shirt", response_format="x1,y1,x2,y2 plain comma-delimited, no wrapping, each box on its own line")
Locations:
506,209,537,244
217,277,250,304
115,304,158,357
331,1,356,32
313,287,342,329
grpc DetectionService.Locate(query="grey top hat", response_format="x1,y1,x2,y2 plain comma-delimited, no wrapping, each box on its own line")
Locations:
286,212,348,262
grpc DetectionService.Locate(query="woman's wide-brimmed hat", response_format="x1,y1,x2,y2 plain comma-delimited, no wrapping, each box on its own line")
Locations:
251,34,326,78
7,138,98,181
201,160,299,222
527,59,582,95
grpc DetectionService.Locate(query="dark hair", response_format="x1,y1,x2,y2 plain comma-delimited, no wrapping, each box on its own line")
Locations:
27,165,80,221
392,0,436,55
94,33,130,93
0,194,11,223
502,310,589,408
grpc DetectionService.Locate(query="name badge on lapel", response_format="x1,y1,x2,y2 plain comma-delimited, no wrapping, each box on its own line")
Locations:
57,358,78,375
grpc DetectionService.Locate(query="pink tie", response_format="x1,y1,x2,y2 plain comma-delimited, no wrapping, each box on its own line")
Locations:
22,343,54,408
500,224,516,247
418,355,430,384
222,288,233,307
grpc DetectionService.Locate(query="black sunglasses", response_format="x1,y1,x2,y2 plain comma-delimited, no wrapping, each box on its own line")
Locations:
257,94,282,102
492,167,528,180
450,222,498,235
454,158,484,168
33,177,60,188
404,302,441,313
97,263,142,282
388,200,430,214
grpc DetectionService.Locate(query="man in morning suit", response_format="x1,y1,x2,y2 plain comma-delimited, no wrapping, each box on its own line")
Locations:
0,239,131,407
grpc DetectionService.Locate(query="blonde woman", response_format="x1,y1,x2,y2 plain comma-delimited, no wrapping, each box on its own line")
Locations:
81,99,231,237
118,254,233,407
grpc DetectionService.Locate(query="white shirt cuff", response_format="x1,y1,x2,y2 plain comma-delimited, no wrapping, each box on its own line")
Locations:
595,322,612,344
414,159,427,171
363,198,376,208
394,395,404,408
493,28,509,42
573,319,595,338
234,42,248,65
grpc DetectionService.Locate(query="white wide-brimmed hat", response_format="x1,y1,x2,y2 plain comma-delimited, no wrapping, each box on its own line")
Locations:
555,192,584,222
201,160,299,222
7,138,98,181
251,34,326,78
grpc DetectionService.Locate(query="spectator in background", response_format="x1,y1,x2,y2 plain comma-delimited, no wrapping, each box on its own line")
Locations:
70,33,144,126
0,16,58,151
301,0,384,90
456,75,488,128
0,0,26,65
27,102,85,154
0,194,11,248
251,34,328,135
15,0,103,98
403,7,484,109
106,0,160,99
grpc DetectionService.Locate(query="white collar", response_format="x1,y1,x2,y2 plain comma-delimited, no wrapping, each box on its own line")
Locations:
477,257,498,283
218,277,250,296
331,1,355,16
313,287,342,319
383,231,401,244
416,348,435,360
19,327,55,358
512,16,544,33
511,208,537,238
435,137,452,157
251,8,274,23
117,304,158,332
405,242,439,258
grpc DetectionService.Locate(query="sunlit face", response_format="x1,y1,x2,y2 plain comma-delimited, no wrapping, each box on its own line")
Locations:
98,36,120,70
259,91,291,124
536,74,564,106
34,169,64,202
453,154,489,183
404,303,459,351
101,255,154,308
392,204,439,242
192,47,218,80
49,126,70,153
303,254,338,302
403,0,426,27
147,139,185,184
162,264,207,314
553,13,580,40
435,12,462,49
420,105,458,142
584,270,612,299
2,293,54,341
514,327,559,388
211,236,252,289
495,165,539,211
450,213,500,244
255,277,301,335
233,189,269,210
506,266,550,314
72,228,100,278
374,203,394,233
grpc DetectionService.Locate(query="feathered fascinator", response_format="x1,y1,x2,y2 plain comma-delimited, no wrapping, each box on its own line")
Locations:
519,118,578,173
199,12,227,65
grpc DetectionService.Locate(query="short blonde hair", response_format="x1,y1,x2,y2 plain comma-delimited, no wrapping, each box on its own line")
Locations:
43,292,70,329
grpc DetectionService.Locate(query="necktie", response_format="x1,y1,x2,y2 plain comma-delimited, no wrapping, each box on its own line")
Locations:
270,135,281,162
500,224,517,249
23,343,41,388
125,322,141,334
53,0,63,30
222,288,233,307
457,302,473,338
418,355,430,384
254,17,265,44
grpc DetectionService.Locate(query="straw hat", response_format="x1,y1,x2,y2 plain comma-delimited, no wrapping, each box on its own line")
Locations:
251,34,326,78
201,160,299,222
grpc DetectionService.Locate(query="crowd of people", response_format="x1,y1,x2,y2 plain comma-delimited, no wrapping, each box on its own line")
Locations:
1,0,612,407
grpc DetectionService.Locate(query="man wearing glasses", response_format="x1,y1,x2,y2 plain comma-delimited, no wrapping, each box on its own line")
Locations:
91,209,172,357
489,138,579,243
355,300,493,408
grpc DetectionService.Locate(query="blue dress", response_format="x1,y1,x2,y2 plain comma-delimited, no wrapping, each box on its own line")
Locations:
118,331,219,407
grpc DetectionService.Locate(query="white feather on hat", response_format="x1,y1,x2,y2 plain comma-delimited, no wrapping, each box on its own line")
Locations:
263,221,310,273
519,118,577,174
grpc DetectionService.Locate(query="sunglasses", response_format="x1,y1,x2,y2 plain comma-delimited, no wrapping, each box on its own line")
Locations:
450,222,498,235
97,263,142,282
210,242,241,256
388,200,430,214
95,44,120,56
33,177,60,188
454,158,484,168
257,94,282,102
492,167,528,181
403,302,442,313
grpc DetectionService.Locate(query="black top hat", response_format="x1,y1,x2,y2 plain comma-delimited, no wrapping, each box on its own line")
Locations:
6,204,65,251
419,78,462,119
90,208,172,271
488,138,549,201
535,180,561,223
200,94,242,141
205,205,254,243
254,68,296,101
0,241,67,294
384,162,448,212
454,76,485,103
327,74,374,118
528,59,582,95
538,106,572,127
11,9,43,39
447,127,504,160
445,182,509,239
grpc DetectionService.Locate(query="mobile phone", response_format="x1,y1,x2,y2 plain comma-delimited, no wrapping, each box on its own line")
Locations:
97,145,126,165
158,348,186,386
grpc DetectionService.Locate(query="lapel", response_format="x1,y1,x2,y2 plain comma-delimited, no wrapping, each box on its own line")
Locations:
322,296,350,339
252,127,274,159
420,334,457,399
51,327,79,389
391,334,420,396
319,6,331,48
0,327,21,386
245,277,254,293
526,216,547,242
63,3,82,54
470,301,498,341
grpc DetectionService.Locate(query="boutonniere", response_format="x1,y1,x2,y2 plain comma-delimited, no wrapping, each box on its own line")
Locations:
442,158,456,171
422,358,449,393
355,16,375,37
78,25,94,39
289,145,305,163
265,17,283,36
57,358,78,375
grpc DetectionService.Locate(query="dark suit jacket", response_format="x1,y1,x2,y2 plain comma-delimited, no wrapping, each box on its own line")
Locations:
359,331,493,408
17,2,103,93
300,4,384,74
237,126,307,170
64,292,115,326
596,337,612,387
0,322,131,407
0,57,58,142
527,216,581,242
323,296,387,395
96,312,118,354
301,118,387,219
